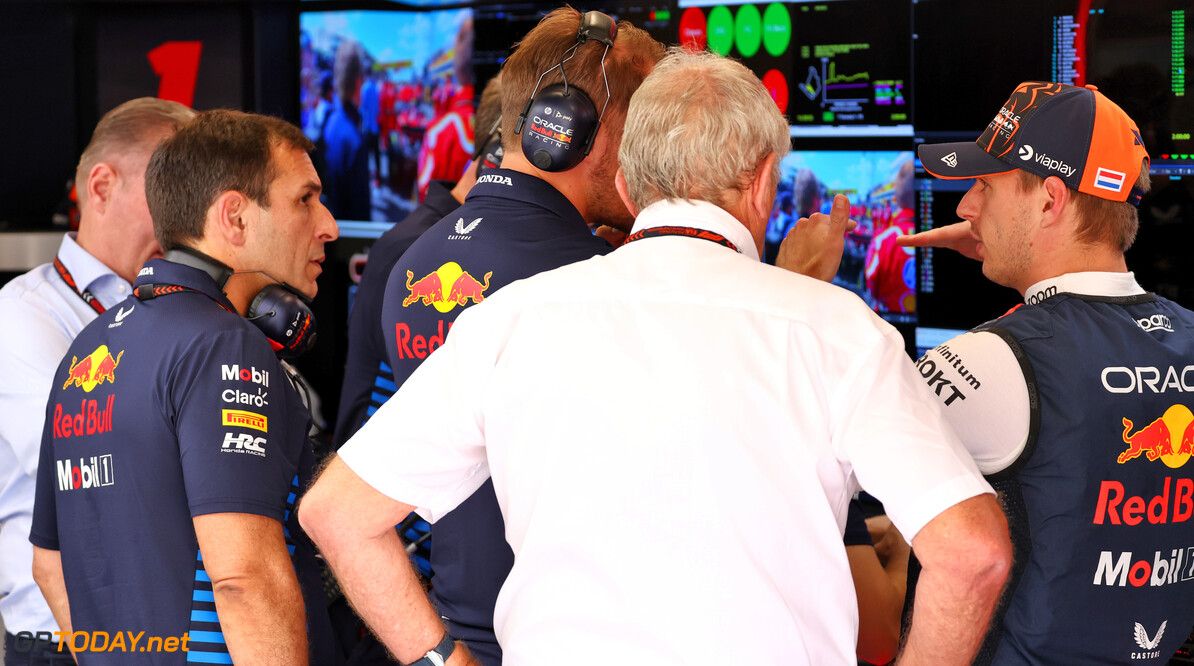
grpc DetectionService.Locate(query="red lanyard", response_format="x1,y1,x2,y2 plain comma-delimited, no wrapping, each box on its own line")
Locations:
622,225,740,253
53,255,105,315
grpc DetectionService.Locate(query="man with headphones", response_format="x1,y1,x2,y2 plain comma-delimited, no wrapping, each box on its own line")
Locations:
319,9,663,665
30,110,341,665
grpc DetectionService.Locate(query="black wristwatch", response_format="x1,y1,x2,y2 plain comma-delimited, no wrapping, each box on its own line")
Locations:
405,631,455,666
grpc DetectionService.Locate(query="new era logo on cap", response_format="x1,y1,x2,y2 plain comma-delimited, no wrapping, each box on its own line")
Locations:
941,152,958,168
1094,167,1127,193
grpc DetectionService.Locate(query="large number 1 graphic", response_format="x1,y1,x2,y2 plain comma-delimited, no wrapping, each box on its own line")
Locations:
147,41,203,107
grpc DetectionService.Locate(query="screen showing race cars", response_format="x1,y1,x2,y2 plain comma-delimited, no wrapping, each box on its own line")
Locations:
765,150,916,323
300,7,474,224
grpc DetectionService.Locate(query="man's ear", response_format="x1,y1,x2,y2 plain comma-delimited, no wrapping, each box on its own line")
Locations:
615,168,640,218
211,191,253,247
750,152,778,222
86,162,118,216
1040,175,1072,229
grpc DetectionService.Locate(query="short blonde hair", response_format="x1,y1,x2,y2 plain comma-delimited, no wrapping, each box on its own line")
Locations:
1016,158,1150,251
75,97,195,205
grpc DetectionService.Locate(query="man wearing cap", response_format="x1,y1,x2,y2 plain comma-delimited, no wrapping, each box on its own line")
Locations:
900,81,1194,664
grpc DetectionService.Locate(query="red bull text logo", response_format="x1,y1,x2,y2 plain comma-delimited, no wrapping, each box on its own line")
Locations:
403,262,492,313
52,397,115,438
395,320,454,360
55,455,114,491
221,409,267,433
1118,404,1193,468
1093,477,1194,526
62,346,123,392
1093,547,1194,588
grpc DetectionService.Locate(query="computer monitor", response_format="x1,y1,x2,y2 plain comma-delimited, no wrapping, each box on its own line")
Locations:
765,150,917,325
677,0,912,138
299,6,474,224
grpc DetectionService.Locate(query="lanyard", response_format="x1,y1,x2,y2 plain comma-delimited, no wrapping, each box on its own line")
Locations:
622,225,740,253
53,255,106,315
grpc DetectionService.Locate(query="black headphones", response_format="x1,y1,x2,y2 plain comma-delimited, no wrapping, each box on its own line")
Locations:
473,115,504,177
513,11,617,172
137,247,318,360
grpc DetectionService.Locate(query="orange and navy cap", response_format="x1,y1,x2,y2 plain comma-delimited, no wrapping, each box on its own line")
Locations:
918,81,1150,205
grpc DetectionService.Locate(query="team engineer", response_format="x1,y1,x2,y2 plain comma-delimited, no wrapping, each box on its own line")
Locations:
0,98,193,666
368,9,663,664
899,81,1194,664
30,110,340,665
300,48,1011,666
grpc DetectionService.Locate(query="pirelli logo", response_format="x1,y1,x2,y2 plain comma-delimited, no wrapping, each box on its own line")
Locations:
221,409,267,432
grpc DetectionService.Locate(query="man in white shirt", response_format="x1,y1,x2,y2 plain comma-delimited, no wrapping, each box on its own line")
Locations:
0,98,193,665
899,81,1194,664
300,49,1010,666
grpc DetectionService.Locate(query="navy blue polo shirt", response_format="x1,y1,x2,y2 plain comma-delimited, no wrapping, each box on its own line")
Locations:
378,168,612,664
30,258,338,665
334,180,460,450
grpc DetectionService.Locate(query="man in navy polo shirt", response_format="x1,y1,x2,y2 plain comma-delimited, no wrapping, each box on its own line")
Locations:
900,82,1194,664
346,9,664,665
30,110,340,665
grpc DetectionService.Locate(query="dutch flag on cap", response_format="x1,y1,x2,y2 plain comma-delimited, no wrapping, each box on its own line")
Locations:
1093,167,1126,193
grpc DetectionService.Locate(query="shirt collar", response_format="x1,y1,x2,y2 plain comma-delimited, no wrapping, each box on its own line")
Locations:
1022,272,1146,303
630,199,760,262
134,257,238,312
57,232,132,304
466,168,589,234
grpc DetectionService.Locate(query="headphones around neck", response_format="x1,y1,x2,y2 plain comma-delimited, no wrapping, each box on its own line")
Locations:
139,247,318,360
513,11,617,172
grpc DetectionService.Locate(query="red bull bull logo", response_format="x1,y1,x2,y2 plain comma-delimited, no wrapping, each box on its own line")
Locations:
62,346,123,392
1118,404,1194,468
403,262,493,313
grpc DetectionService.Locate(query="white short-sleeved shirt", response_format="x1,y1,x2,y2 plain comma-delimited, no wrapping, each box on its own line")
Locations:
916,271,1147,474
0,233,130,633
340,199,993,665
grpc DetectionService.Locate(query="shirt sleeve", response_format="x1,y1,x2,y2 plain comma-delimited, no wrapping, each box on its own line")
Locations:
913,330,1031,475
29,392,61,550
829,328,995,543
0,297,81,477
171,329,304,521
340,303,497,523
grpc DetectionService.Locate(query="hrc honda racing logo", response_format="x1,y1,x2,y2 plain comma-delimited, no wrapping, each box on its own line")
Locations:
56,455,115,491
222,432,266,457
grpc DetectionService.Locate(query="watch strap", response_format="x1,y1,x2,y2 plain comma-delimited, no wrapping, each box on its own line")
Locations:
406,631,455,666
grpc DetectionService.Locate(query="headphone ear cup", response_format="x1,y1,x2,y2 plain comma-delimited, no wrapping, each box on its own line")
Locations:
520,83,598,172
247,284,318,360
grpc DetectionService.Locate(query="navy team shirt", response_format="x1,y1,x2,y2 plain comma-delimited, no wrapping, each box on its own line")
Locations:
378,168,612,664
30,258,338,665
334,179,460,449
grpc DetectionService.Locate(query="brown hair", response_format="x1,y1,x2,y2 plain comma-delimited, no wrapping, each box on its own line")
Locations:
145,110,313,251
500,7,664,152
76,98,195,205
1016,159,1150,251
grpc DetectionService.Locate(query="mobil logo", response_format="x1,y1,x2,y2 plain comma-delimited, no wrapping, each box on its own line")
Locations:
61,345,123,392
1118,404,1194,468
221,364,270,387
403,261,493,313
55,455,115,491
